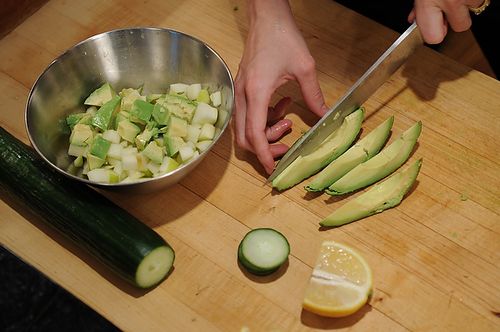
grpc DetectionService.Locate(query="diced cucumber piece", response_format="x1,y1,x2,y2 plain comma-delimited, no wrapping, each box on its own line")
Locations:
238,228,290,275
107,143,123,160
69,124,93,146
210,91,222,107
73,155,84,168
91,95,121,131
146,93,163,103
169,83,188,95
102,129,121,144
178,145,195,162
130,99,154,123
199,123,216,141
186,83,202,100
122,153,138,171
215,109,229,129
90,135,111,160
152,103,170,125
87,168,119,184
191,102,218,125
186,124,202,143
84,83,117,107
117,120,141,143
196,140,212,153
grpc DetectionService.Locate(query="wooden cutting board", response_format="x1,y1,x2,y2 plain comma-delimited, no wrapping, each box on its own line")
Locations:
0,0,499,331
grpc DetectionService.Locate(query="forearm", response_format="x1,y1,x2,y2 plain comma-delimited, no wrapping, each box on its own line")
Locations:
247,0,295,30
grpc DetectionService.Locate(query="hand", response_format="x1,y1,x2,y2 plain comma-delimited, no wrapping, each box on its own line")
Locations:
234,0,328,174
409,0,486,44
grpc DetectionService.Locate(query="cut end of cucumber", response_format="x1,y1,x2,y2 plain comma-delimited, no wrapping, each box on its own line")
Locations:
135,246,175,288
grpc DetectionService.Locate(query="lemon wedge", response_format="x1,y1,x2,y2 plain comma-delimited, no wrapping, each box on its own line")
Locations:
302,241,373,317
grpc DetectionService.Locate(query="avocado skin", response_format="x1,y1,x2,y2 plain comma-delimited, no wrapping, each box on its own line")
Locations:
320,158,422,227
326,121,422,196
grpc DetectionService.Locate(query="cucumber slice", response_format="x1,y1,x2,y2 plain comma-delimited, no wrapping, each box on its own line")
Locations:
238,228,290,275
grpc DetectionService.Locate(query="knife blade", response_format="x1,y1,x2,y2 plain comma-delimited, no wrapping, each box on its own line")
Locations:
267,22,423,182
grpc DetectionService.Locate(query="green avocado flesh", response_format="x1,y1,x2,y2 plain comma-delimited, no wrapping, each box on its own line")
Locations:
320,158,422,227
305,116,394,192
326,120,422,195
272,108,364,191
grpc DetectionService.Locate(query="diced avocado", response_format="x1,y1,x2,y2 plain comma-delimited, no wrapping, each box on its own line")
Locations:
321,159,422,227
68,144,88,157
84,83,117,107
326,121,422,195
159,156,180,174
272,108,365,191
166,116,188,138
117,120,141,143
165,136,185,157
142,141,164,164
91,95,121,131
152,103,170,125
191,102,218,125
90,135,111,160
66,113,87,130
114,111,130,129
87,153,106,170
119,88,146,111
305,116,394,192
135,125,158,151
130,99,154,123
69,123,93,146
198,123,215,141
196,89,210,104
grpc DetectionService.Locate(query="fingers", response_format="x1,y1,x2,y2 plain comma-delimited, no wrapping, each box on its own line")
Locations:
445,3,471,33
414,1,448,44
295,56,329,117
267,97,291,124
266,118,292,142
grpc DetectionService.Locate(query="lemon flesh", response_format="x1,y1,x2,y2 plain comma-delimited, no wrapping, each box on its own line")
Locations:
302,241,373,317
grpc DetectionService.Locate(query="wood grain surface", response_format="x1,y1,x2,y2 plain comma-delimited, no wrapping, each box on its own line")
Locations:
0,0,499,331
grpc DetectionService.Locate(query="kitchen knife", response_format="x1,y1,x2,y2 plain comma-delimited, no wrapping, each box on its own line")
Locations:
267,22,423,182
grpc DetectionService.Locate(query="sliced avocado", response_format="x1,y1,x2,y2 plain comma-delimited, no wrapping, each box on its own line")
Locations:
91,95,121,131
320,159,422,227
114,111,130,129
326,121,422,195
305,116,394,192
272,108,365,191
196,89,210,103
84,83,117,107
159,156,180,173
87,153,106,170
135,123,159,151
89,135,111,159
130,99,154,123
66,113,87,130
119,88,145,111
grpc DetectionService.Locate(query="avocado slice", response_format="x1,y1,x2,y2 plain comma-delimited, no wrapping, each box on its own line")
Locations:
272,108,365,191
320,158,422,227
89,135,111,160
305,116,394,192
130,99,154,123
91,95,121,131
84,83,117,107
326,120,422,195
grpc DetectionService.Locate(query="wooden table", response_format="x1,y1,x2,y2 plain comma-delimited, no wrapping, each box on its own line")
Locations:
1,0,499,331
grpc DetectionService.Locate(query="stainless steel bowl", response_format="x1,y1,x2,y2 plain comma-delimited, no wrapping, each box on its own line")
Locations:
25,27,234,192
